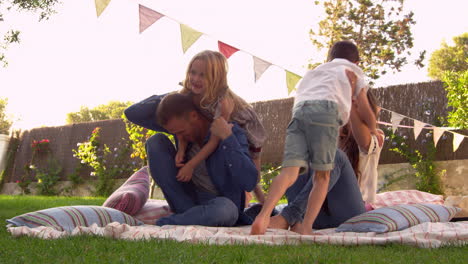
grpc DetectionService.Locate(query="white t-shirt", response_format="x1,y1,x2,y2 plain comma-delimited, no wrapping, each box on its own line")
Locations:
294,58,368,124
358,129,384,203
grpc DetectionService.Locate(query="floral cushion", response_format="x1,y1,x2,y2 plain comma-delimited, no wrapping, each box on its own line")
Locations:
103,166,150,215
134,199,173,225
6,206,143,232
336,203,460,233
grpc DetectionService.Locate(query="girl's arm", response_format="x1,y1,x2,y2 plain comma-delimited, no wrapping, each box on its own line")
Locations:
176,135,221,182
354,89,378,136
175,136,188,167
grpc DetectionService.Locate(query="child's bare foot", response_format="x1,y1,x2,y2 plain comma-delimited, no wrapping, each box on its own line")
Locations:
250,214,270,235
291,222,313,235
268,214,289,230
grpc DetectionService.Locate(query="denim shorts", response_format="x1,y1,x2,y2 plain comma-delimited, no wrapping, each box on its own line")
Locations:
282,100,342,172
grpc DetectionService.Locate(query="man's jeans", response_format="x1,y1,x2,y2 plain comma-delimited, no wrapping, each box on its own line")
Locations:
281,149,365,229
146,133,238,227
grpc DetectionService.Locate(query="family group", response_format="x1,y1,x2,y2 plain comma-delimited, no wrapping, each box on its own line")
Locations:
124,40,384,235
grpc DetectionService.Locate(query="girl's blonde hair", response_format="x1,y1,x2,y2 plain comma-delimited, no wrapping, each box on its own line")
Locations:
181,50,250,115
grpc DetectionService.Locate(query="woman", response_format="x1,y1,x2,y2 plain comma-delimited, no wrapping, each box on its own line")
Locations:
339,89,384,207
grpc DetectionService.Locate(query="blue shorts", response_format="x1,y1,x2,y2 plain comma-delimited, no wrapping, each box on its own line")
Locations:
282,100,342,172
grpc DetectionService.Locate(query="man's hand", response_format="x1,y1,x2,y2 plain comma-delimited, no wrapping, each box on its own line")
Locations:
176,163,194,182
210,117,233,140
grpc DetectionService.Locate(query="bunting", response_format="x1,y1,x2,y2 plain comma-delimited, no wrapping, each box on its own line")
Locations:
180,24,203,53
95,0,111,17
218,41,239,59
413,119,425,140
391,112,405,133
432,127,445,146
139,4,164,33
130,4,303,87
253,56,272,82
379,108,467,153
453,133,464,152
286,71,302,95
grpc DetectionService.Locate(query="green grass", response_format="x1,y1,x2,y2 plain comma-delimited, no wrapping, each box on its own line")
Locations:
1,195,467,264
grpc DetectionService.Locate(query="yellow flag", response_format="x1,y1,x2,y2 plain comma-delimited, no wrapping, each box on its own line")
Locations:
180,24,203,53
285,71,301,95
95,0,111,17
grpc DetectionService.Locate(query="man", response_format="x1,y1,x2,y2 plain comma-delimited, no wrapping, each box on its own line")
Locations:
125,92,257,226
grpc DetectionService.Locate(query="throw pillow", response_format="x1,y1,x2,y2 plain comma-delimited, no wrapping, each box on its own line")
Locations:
6,206,143,232
336,203,460,233
133,199,172,225
371,190,444,209
103,166,150,215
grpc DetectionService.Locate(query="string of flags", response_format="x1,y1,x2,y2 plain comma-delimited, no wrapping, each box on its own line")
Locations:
94,0,467,153
94,0,303,94
380,107,467,152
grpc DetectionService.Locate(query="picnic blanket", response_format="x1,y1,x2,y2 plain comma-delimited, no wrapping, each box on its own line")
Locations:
7,221,468,248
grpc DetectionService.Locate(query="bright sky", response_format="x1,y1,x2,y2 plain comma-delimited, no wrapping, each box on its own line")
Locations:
0,0,467,130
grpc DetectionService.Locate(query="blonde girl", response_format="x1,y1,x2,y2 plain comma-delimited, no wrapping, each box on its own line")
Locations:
176,50,266,203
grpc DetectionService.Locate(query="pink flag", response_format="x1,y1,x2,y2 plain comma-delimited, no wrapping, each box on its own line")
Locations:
218,41,239,59
139,5,164,33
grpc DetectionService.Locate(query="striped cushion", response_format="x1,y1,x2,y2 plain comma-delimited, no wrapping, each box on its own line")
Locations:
6,206,143,232
133,199,173,225
103,166,150,215
336,203,460,233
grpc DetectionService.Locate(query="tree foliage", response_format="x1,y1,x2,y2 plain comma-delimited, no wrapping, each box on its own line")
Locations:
309,0,424,81
442,69,468,129
1,0,60,66
427,33,468,80
66,101,134,124
0,97,13,134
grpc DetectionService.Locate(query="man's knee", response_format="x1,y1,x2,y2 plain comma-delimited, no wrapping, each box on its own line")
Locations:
146,133,172,151
211,197,238,226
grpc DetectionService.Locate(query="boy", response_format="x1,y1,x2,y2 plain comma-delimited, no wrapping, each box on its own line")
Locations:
250,40,378,235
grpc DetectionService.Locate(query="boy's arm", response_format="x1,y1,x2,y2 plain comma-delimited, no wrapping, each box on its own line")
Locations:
354,88,378,135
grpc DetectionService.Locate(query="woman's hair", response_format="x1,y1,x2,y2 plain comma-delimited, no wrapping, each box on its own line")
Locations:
339,89,380,180
180,50,250,116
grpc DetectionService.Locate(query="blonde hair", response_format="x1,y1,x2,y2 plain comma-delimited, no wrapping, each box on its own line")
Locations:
181,50,250,116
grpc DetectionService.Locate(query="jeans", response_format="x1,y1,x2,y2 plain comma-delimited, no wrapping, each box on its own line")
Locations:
146,133,238,227
281,149,365,229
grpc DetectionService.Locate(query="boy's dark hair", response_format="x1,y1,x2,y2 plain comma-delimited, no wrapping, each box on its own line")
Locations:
327,40,360,63
157,92,197,126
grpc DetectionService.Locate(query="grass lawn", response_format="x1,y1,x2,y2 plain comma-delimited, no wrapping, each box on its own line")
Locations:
0,195,467,264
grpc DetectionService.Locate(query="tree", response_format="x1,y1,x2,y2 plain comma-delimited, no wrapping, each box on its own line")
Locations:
427,33,468,80
1,0,60,67
0,97,13,134
66,101,134,124
309,0,425,81
442,69,468,129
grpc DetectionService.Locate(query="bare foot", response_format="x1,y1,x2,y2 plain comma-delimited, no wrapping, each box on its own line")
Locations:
268,214,289,230
291,222,313,235
250,214,270,235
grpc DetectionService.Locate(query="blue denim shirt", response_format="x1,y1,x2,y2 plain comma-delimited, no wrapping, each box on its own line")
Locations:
124,94,258,225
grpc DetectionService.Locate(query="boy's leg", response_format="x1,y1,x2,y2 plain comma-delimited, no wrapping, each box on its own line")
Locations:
250,166,300,235
146,134,197,213
296,170,330,235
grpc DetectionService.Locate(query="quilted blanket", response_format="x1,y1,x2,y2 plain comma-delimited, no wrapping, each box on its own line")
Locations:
7,221,468,248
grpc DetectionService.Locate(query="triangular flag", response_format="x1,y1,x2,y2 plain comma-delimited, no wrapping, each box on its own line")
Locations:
286,71,302,95
218,41,239,59
390,112,405,133
180,24,203,53
413,119,426,140
95,0,111,17
432,127,444,146
139,5,164,33
253,56,271,82
452,132,464,152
